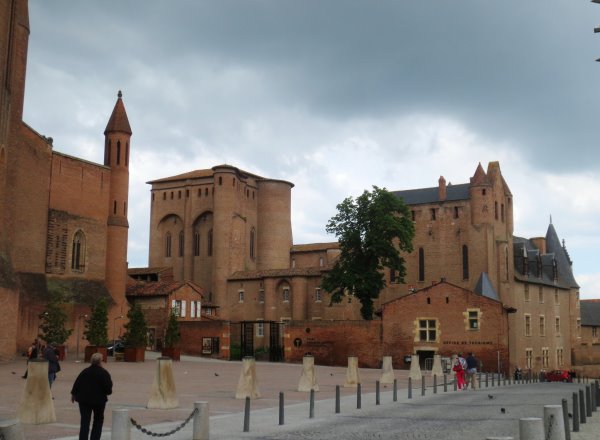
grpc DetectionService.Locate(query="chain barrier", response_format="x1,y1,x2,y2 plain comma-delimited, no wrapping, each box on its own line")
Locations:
130,407,198,437
545,414,554,440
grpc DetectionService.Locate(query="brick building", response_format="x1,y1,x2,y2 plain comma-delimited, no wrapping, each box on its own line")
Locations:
0,0,130,359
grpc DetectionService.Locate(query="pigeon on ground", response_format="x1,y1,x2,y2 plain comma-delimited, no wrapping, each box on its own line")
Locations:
568,413,573,418
214,372,219,376
501,408,506,414
488,394,495,399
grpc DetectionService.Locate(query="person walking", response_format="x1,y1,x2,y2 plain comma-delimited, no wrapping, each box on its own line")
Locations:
453,353,467,390
465,352,478,390
22,339,38,379
42,342,60,387
71,352,113,440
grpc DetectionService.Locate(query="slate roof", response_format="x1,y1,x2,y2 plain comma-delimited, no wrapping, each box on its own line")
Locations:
147,164,265,184
474,272,500,301
392,183,470,206
580,300,600,326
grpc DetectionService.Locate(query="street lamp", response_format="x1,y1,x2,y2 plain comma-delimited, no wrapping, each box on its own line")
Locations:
112,315,123,357
76,314,88,361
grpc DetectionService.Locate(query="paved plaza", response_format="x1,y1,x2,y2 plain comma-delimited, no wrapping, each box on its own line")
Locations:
0,352,598,439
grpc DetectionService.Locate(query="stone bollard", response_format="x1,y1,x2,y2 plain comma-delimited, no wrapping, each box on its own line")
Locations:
344,356,361,387
112,408,131,440
147,357,179,409
298,355,319,392
16,359,56,424
408,354,422,381
380,355,395,384
544,405,566,440
431,354,443,377
0,419,25,440
236,356,261,399
193,401,209,440
519,417,544,440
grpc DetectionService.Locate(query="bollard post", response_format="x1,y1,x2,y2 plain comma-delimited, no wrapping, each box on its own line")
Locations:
443,374,447,392
408,377,412,399
309,389,315,418
453,375,457,391
279,392,284,425
335,385,340,414
357,383,361,409
579,389,587,424
433,375,437,394
586,386,592,418
393,379,398,402
478,372,482,387
503,374,506,386
543,406,566,440
376,381,380,405
485,373,489,388
112,408,131,440
596,381,600,406
0,419,25,440
193,401,209,440
573,392,580,432
492,373,495,387
591,383,596,412
243,397,250,432
562,398,571,440
485,437,513,440
421,376,425,396
519,417,544,440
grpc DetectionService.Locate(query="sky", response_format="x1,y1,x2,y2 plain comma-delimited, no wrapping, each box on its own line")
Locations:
23,1,600,298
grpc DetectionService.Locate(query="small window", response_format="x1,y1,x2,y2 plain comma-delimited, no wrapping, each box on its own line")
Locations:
454,206,459,219
555,317,560,335
462,245,469,280
525,314,531,336
250,228,255,260
283,288,290,302
163,192,166,200
524,284,530,302
113,200,117,214
501,203,505,222
539,315,545,336
152,193,155,202
426,297,431,304
218,176,222,185
178,190,182,199
577,319,581,337
538,286,544,303
525,348,533,369
445,297,449,304
116,141,121,165
468,310,479,330
390,269,397,283
165,232,172,258
411,210,416,221
256,322,264,337
198,188,201,197
494,201,498,220
593,327,598,338
186,189,189,198
315,288,322,302
258,289,265,303
430,208,436,220
554,289,559,305
418,248,425,282
319,257,324,267
205,188,208,196
482,189,486,196
238,290,244,303
291,258,296,268
170,191,174,200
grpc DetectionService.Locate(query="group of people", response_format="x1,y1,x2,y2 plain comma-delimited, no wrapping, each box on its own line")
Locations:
22,338,60,385
452,352,479,390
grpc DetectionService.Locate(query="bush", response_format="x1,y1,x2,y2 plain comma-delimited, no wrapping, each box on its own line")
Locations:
122,303,148,348
84,298,109,346
164,309,181,348
39,291,73,345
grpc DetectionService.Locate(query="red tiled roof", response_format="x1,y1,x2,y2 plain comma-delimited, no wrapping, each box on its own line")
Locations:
229,267,324,280
104,91,132,135
126,280,204,298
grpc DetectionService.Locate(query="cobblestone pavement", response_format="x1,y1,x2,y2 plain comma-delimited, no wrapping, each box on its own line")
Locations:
0,352,598,439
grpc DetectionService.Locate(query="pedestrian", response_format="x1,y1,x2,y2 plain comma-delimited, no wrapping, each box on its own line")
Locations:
465,352,478,389
71,352,113,440
453,353,467,390
42,342,60,387
22,339,39,379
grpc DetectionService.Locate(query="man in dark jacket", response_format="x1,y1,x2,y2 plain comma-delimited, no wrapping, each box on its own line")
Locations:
71,353,113,440
43,342,60,387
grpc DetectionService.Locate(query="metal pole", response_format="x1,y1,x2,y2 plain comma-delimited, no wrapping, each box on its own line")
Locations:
408,377,412,399
243,397,250,432
433,375,437,394
309,389,315,418
357,383,361,409
335,385,340,414
562,398,571,440
492,373,495,387
279,392,284,425
573,392,580,432
579,389,587,424
486,373,489,388
586,385,592,417
443,374,447,392
376,381,380,405
421,376,425,396
393,379,397,402
193,401,209,440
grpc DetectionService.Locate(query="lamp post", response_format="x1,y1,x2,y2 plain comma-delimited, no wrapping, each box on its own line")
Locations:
112,315,123,357
76,314,88,361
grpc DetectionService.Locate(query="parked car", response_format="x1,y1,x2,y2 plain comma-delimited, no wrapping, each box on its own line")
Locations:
544,370,573,383
107,340,125,356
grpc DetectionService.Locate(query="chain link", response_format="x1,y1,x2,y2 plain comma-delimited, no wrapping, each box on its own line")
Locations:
545,414,554,440
130,407,198,437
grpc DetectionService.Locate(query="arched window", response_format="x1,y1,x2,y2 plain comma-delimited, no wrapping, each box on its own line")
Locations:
462,245,469,280
418,248,425,281
116,141,121,165
179,231,184,257
207,229,213,256
125,142,129,167
249,228,255,259
194,232,200,256
165,232,172,258
71,230,86,271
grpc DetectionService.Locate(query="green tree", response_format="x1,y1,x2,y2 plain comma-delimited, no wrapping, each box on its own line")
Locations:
39,291,73,345
321,186,415,320
164,309,181,348
84,297,109,346
122,303,148,348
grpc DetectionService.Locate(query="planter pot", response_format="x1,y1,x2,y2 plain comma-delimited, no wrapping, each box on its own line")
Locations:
84,346,108,363
124,347,145,362
161,347,181,361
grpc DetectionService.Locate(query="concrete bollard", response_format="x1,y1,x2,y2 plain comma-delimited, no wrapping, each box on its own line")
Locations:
236,356,261,399
393,379,398,402
431,354,443,377
380,355,395,384
344,356,361,388
335,386,340,413
16,359,56,424
408,377,412,399
192,401,209,440
0,419,25,440
298,355,319,392
357,383,362,409
519,417,544,440
408,354,422,381
112,408,131,440
421,376,425,396
544,405,566,440
376,381,380,405
147,357,179,409
309,389,315,418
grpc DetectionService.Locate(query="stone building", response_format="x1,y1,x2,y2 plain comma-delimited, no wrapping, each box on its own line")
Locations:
574,299,600,368
0,0,130,359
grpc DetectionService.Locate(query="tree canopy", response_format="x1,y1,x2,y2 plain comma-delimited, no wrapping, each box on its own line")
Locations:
84,297,109,346
39,290,73,345
321,186,414,320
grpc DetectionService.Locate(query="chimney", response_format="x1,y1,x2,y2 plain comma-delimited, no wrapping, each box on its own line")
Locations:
531,237,546,255
438,176,446,201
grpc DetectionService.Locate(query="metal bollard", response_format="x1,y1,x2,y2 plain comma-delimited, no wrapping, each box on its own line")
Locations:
453,375,457,391
243,397,250,432
478,372,482,386
357,383,361,409
519,417,544,440
393,379,397,402
586,386,592,418
573,392,580,432
443,374,447,392
279,392,284,425
591,383,596,412
335,385,340,414
486,373,489,388
408,377,412,399
376,381,380,405
562,399,570,440
193,401,209,440
579,389,586,424
433,375,437,394
309,389,315,418
421,376,425,396
492,373,495,387
503,375,506,386
112,408,131,440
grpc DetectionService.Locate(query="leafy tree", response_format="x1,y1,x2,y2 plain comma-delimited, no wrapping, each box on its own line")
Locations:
321,186,415,320
164,309,181,348
84,297,109,346
39,291,73,345
122,303,148,348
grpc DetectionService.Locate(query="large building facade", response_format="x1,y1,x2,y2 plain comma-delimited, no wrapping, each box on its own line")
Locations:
0,0,130,359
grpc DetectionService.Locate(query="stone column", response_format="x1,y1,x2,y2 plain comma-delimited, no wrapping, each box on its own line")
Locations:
16,360,56,424
519,417,544,440
236,356,261,399
298,355,319,391
380,356,395,384
147,357,179,409
344,356,360,387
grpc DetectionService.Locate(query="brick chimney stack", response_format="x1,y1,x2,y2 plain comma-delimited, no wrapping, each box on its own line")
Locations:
438,176,446,201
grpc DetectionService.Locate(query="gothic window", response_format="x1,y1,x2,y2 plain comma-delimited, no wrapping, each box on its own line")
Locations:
501,203,505,222
207,229,213,256
165,232,172,258
178,231,184,257
125,142,129,167
494,201,498,220
116,141,121,165
250,228,255,260
418,248,425,281
462,245,469,280
283,287,290,302
113,200,117,214
194,232,200,256
71,230,86,272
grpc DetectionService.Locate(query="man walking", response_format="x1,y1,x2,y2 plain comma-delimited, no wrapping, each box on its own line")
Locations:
71,353,113,440
465,352,478,390
42,342,60,387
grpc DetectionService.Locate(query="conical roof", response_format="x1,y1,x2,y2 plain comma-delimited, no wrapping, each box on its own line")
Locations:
104,90,132,135
545,223,579,288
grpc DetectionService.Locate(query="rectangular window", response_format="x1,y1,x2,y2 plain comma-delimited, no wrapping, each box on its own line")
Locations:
430,208,436,220
283,288,290,302
418,319,437,342
525,348,533,369
315,288,322,302
525,314,531,336
542,348,549,368
411,210,416,221
557,348,563,367
172,299,186,317
538,286,544,303
554,289,559,305
454,206,459,219
256,321,264,337
593,327,598,338
577,319,581,337
238,290,244,303
539,315,545,336
524,284,530,302
259,289,265,303
555,317,560,335
468,310,479,330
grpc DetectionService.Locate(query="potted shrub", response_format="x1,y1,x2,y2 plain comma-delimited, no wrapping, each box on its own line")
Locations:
83,298,109,362
39,292,73,360
122,303,148,362
161,309,181,361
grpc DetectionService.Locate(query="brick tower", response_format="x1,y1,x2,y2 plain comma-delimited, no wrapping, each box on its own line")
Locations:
103,91,131,318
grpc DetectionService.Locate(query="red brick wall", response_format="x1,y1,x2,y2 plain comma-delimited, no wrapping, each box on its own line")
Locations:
179,320,230,360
